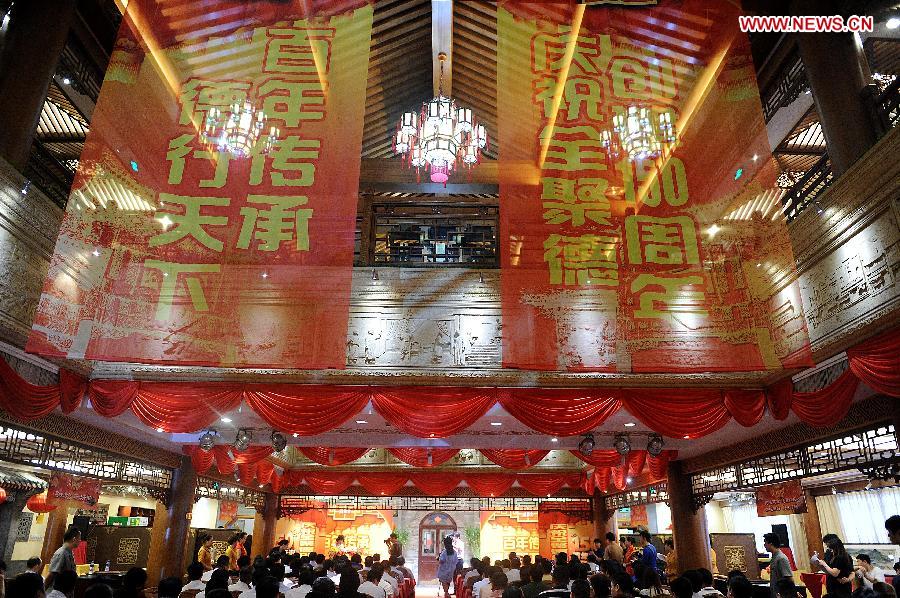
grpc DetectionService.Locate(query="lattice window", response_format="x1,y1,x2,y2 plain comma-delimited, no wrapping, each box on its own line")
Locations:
0,424,173,497
280,494,591,515
691,425,898,497
605,484,668,510
196,476,266,509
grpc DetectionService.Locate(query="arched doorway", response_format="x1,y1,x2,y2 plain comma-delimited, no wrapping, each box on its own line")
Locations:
418,512,457,582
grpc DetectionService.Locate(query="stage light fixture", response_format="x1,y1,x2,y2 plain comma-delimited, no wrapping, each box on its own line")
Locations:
578,433,596,455
234,428,252,452
271,431,287,452
614,434,631,455
198,429,217,451
647,434,664,457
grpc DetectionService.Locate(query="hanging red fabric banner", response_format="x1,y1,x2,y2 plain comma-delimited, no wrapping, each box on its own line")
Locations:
298,447,369,466
26,0,374,369
480,449,550,470
496,0,812,372
387,448,460,467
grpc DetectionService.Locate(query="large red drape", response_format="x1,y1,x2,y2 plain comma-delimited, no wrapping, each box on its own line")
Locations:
480,449,550,469
371,388,496,438
572,450,627,467
183,445,274,475
275,471,585,497
299,447,369,466
499,389,622,436
846,327,900,396
0,358,85,419
2,326,896,435
387,447,460,467
244,386,370,436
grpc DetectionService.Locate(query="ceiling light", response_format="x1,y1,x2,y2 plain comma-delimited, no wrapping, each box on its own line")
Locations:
490,422,502,427
602,106,677,162
200,101,278,158
91,249,101,257
271,431,287,452
887,17,900,29
220,417,232,423
647,434,664,457
392,53,487,185
356,420,368,424
706,225,719,238
292,433,299,438
683,435,691,439
550,437,558,443
613,434,631,456
624,422,636,428
234,428,252,452
198,429,217,451
578,433,596,455
157,215,172,230
62,77,71,85
626,477,633,484
752,154,759,162
261,272,268,279
155,427,164,433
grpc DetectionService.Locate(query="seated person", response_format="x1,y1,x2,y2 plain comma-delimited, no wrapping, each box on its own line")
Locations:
183,562,206,592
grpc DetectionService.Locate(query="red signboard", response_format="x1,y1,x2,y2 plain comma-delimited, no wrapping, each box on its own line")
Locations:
48,472,101,509
497,1,812,372
27,0,373,368
756,480,807,517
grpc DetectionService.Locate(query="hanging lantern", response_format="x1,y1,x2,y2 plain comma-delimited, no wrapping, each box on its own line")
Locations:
27,491,57,513
0,487,7,505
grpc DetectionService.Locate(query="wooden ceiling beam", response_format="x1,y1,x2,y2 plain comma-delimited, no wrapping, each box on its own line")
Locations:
432,0,453,96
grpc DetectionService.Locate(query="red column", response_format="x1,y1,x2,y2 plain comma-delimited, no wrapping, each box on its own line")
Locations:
667,461,711,572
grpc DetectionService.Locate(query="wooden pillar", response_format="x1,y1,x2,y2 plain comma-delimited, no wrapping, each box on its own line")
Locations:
146,500,170,584
666,461,710,573
252,507,266,560
159,456,197,580
0,0,77,170
792,1,877,176
803,489,823,566
259,493,278,557
40,501,72,565
593,496,617,539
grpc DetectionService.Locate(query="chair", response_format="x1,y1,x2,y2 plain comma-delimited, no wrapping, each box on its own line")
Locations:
179,591,202,598
799,572,826,598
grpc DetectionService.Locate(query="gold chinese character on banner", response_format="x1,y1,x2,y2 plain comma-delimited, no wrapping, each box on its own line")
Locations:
624,215,699,265
261,27,334,78
179,79,250,127
630,274,707,321
542,177,612,227
534,76,606,122
544,234,618,286
250,136,320,187
540,125,606,172
532,29,610,74
237,195,313,251
144,260,222,321
259,79,326,127
151,194,229,252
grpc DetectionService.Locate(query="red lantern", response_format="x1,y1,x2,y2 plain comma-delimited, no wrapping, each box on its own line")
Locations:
26,491,57,513
0,487,6,505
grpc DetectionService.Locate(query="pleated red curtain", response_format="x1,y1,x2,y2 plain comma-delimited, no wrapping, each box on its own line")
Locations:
299,447,369,466
846,327,900,396
244,385,369,436
409,473,464,496
387,447,460,467
357,473,409,496
371,388,496,438
571,450,623,467
480,449,549,469
499,389,622,436
466,473,516,496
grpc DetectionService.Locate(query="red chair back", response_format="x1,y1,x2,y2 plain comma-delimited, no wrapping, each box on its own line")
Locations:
800,572,825,598
781,547,798,570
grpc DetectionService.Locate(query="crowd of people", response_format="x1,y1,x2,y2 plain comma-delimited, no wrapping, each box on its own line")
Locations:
3,515,899,598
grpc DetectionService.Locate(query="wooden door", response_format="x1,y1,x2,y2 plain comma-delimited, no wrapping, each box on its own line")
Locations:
418,512,457,582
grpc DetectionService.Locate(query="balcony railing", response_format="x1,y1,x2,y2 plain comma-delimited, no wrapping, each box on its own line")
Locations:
781,78,899,222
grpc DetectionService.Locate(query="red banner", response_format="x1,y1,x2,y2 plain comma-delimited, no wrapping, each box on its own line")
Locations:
756,480,807,517
27,1,373,368
497,1,812,372
47,472,101,509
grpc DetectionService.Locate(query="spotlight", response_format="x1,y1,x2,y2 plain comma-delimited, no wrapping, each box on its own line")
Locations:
234,428,252,452
578,433,596,455
887,17,900,29
613,434,631,456
198,429,217,451
647,434,664,457
271,431,287,452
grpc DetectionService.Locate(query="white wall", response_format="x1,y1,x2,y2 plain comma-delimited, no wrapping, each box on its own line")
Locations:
191,497,219,529
705,501,727,534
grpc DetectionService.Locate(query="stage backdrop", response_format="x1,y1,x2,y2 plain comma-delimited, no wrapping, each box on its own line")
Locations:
497,1,812,372
27,0,373,368
480,510,540,563
275,508,393,557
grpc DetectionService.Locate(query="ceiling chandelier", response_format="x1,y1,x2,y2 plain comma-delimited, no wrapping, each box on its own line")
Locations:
200,100,279,158
393,53,487,185
601,106,677,162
